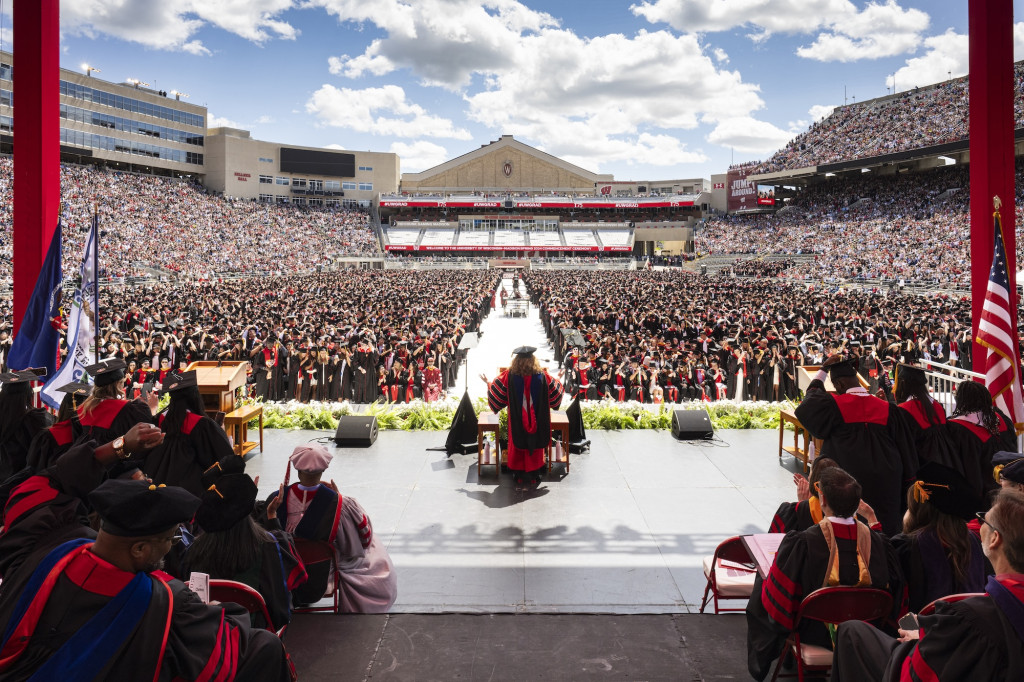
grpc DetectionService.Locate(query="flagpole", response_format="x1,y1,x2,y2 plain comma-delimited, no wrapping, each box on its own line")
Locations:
93,205,100,363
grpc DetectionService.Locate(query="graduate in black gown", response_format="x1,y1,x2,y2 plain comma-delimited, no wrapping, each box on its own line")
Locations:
831,488,1024,682
142,370,235,498
946,380,1017,510
78,358,157,445
768,457,839,534
352,338,379,403
893,363,955,467
889,463,986,614
25,381,90,471
184,465,306,632
0,425,289,680
745,467,903,681
794,356,917,535
0,370,53,480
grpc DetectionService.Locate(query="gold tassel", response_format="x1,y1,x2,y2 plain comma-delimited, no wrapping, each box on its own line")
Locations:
994,464,1006,483
208,484,224,499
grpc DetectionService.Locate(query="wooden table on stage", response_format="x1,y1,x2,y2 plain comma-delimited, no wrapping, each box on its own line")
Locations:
186,361,248,415
475,411,572,476
778,409,818,473
742,533,786,579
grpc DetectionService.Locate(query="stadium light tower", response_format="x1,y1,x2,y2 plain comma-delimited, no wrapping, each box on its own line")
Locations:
169,89,190,101
81,63,100,77
126,78,150,89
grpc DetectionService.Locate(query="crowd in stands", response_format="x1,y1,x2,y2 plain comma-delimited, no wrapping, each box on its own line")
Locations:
744,62,1024,173
696,161,1024,287
729,258,796,278
0,158,378,281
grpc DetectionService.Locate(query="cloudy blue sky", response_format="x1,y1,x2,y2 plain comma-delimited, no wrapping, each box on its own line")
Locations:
34,1,1024,180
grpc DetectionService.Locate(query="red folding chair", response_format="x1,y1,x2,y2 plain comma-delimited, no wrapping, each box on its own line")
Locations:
919,592,983,616
292,537,341,614
699,536,757,614
208,579,286,637
770,586,892,682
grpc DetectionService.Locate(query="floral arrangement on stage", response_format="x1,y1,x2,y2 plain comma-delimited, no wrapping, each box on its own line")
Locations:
249,397,797,432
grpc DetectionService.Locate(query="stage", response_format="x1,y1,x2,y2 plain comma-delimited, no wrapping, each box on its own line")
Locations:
246,425,798,679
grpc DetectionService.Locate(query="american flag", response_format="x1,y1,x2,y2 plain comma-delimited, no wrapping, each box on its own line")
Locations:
976,209,1024,426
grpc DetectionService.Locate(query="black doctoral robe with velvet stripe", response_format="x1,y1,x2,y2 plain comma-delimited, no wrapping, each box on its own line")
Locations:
0,443,289,681
795,382,917,535
897,397,955,468
745,520,903,681
946,409,1017,510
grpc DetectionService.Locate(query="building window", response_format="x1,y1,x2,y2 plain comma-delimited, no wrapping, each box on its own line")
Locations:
324,180,340,191
258,157,273,163
59,127,203,165
276,177,289,185
325,198,339,206
358,182,373,191
292,178,307,188
342,181,356,190
59,80,205,128
358,166,373,171
259,175,273,184
258,194,275,202
275,196,290,204
292,197,306,206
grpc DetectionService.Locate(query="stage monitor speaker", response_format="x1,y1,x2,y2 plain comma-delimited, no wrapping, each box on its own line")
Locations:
334,415,379,447
671,409,713,441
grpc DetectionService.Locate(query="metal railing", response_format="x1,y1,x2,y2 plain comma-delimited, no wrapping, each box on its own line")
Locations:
919,359,982,418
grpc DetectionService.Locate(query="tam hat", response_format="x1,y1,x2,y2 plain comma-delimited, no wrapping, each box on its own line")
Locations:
289,443,333,472
163,370,197,393
993,451,1024,485
86,358,128,387
89,479,200,537
911,462,982,520
194,474,258,533
512,346,536,357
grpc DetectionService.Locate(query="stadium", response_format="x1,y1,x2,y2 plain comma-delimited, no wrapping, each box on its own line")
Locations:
2,3,1024,681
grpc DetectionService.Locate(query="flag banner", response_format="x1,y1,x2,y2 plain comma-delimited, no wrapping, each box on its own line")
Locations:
976,209,1024,426
41,215,98,409
8,219,63,375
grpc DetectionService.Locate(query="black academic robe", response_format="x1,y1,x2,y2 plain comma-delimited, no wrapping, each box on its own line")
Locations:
832,576,1024,682
946,410,1017,510
183,523,307,633
890,529,986,614
795,384,917,535
0,408,53,480
313,361,333,402
143,411,235,497
897,398,955,468
745,519,903,681
0,443,289,681
75,398,155,446
26,418,81,472
352,349,379,403
768,499,822,534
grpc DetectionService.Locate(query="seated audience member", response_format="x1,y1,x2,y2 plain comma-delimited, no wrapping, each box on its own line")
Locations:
947,380,1018,508
26,381,90,471
831,488,1024,681
142,370,235,497
185,461,306,632
266,444,397,613
768,457,840,533
891,462,986,614
745,467,902,681
0,425,290,680
992,451,1024,493
0,370,53,480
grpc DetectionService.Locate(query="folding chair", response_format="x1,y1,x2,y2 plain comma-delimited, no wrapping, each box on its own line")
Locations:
292,537,341,614
208,579,286,637
699,536,757,614
770,586,892,682
919,592,983,617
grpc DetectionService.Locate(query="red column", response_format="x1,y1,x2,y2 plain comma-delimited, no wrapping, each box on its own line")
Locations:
969,0,1016,363
12,0,60,334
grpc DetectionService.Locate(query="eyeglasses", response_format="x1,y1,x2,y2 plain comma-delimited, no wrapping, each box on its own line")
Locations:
976,510,1002,535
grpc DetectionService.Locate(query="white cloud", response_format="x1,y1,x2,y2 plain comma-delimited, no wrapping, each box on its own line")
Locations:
60,0,299,54
254,115,276,124
389,140,450,172
712,47,729,64
706,116,798,155
633,0,928,62
208,113,242,128
808,104,836,121
305,84,472,139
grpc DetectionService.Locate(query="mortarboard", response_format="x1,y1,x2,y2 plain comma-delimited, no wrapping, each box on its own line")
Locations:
912,462,982,519
85,359,128,387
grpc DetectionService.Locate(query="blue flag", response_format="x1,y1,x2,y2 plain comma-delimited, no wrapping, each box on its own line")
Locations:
8,220,62,375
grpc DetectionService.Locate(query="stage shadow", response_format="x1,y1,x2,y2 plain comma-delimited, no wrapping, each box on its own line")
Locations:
457,485,549,508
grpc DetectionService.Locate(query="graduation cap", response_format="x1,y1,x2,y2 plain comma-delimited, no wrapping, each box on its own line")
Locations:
911,462,982,520
55,381,92,398
513,346,536,357
88,479,200,537
0,370,41,393
824,357,859,378
163,370,197,393
893,363,927,393
993,451,1024,485
194,474,258,533
85,358,128,387
201,454,246,489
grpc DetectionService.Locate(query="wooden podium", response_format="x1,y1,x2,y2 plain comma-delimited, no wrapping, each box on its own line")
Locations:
186,361,248,415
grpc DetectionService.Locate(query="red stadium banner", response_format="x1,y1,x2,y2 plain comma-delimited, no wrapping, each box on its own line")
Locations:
726,167,756,212
385,244,632,252
380,198,694,210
